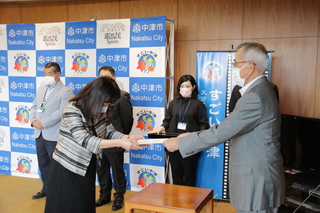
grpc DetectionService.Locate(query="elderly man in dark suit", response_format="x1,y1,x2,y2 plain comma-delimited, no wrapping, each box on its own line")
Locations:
164,43,285,213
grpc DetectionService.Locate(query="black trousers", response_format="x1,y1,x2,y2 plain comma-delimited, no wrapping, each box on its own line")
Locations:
96,148,126,202
36,133,57,193
168,150,199,187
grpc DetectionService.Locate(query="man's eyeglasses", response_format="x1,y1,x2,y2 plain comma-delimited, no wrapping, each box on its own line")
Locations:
233,61,256,66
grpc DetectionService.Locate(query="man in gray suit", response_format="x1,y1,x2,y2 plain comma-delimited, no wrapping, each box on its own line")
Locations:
164,43,285,213
30,62,74,199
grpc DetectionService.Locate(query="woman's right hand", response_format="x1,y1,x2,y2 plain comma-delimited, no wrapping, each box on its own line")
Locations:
119,136,143,150
154,126,165,134
100,136,143,150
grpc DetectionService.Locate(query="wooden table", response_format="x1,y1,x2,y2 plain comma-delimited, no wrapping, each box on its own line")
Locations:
125,182,213,213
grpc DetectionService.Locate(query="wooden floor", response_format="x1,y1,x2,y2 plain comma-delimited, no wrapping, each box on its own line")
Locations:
0,174,236,213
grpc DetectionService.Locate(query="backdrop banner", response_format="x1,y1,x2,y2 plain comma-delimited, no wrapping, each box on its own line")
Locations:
0,16,167,191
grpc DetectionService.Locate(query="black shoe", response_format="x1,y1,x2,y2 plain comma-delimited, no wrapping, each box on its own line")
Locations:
112,200,123,211
32,192,46,199
95,199,110,207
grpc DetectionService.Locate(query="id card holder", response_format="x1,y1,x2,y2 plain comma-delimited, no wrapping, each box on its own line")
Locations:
38,107,45,112
177,122,186,130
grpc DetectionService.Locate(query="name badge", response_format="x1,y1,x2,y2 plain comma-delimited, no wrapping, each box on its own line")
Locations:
38,107,45,112
177,122,186,130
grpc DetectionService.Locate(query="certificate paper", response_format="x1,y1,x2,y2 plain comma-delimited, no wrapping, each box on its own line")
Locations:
137,139,168,145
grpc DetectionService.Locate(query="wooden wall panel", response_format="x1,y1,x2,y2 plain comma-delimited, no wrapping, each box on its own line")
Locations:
67,0,119,22
20,2,68,23
243,0,320,39
0,0,319,118
246,38,318,117
0,4,21,24
174,40,241,85
119,0,177,21
315,38,320,118
177,0,243,41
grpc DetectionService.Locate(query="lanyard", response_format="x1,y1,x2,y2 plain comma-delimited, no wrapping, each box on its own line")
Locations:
178,98,192,123
40,87,49,108
42,87,49,102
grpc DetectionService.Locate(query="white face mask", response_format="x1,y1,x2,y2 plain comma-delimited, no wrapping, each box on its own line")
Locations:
44,76,56,86
180,88,192,97
233,63,249,87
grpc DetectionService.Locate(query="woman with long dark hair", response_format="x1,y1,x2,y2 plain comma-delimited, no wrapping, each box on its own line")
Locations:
155,74,209,186
44,76,143,213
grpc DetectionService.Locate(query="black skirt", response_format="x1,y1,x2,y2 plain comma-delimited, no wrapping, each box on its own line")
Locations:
44,155,96,213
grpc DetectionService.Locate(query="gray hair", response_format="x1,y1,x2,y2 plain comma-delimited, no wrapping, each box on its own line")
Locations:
236,43,269,74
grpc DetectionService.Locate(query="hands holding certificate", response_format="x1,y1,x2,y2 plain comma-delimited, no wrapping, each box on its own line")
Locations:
163,132,192,152
139,130,195,152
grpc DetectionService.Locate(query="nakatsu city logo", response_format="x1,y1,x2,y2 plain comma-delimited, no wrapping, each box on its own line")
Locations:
16,157,32,174
136,50,157,74
14,55,29,73
15,107,30,125
136,112,155,133
137,168,157,188
71,54,88,74
202,62,222,81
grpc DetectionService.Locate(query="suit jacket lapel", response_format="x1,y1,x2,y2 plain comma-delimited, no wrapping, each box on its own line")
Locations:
44,81,63,103
37,85,47,103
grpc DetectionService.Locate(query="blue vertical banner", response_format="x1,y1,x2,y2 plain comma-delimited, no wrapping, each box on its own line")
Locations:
196,52,230,200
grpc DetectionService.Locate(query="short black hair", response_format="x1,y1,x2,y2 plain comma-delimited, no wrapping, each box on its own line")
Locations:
99,66,115,76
